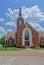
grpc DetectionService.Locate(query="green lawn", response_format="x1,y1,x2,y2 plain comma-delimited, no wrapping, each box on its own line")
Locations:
0,47,25,51
34,48,44,50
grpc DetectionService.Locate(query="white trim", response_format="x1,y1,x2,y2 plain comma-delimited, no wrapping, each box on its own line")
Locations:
22,27,32,47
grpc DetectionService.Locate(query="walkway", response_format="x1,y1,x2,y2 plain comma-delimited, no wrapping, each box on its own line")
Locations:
0,49,44,65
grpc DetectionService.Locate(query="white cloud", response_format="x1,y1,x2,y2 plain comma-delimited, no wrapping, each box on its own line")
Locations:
0,27,7,38
6,5,44,31
22,5,44,22
0,27,6,34
0,18,4,22
7,29,13,32
6,5,44,23
29,23,44,31
6,8,19,21
5,22,16,27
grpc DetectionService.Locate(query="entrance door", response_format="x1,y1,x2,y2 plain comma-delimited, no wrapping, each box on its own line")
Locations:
25,30,29,46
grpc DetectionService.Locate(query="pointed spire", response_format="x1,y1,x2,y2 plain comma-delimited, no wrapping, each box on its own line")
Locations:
19,8,22,17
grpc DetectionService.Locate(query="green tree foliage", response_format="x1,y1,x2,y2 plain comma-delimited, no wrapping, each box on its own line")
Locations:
0,36,5,45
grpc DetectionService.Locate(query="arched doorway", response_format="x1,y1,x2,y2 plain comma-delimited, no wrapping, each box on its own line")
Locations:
22,27,32,47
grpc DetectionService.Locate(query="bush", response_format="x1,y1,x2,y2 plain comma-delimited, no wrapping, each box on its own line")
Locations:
39,43,44,48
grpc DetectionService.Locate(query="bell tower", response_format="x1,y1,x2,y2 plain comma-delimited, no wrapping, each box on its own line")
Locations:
17,8,24,32
16,8,24,46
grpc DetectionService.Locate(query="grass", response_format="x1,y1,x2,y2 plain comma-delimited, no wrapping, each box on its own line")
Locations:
33,48,44,50
0,47,25,51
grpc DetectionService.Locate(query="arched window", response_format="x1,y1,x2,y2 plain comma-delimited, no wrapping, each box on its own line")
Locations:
25,30,29,40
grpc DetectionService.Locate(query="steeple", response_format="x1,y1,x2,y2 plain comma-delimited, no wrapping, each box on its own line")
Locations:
19,8,22,17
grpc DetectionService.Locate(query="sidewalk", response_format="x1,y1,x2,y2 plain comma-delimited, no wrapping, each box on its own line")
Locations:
0,49,44,57
0,49,44,65
0,56,44,65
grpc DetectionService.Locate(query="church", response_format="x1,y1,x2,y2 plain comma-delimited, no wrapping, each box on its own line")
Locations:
5,8,39,48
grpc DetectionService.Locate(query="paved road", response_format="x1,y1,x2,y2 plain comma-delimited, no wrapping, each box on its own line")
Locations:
0,56,44,65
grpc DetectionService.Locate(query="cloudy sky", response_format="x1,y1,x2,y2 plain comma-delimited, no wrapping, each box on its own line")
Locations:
0,0,44,38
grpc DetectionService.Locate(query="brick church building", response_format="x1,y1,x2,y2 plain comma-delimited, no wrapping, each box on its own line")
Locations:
5,8,39,48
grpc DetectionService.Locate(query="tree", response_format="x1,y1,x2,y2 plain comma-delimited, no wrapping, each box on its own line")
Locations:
0,36,5,46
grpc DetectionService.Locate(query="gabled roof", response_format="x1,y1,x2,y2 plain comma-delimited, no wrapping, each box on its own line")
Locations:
5,31,16,40
24,23,38,34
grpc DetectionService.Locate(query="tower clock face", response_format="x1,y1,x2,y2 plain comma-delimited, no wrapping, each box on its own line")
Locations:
19,20,22,25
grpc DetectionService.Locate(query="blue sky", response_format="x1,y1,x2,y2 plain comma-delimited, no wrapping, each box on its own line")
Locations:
0,0,44,38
